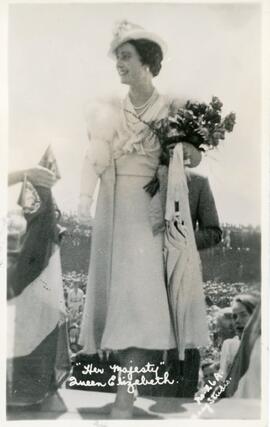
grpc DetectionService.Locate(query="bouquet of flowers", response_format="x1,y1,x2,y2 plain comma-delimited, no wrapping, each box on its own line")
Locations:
143,96,236,196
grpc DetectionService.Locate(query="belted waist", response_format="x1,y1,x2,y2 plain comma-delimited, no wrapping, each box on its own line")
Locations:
115,153,158,178
116,172,154,178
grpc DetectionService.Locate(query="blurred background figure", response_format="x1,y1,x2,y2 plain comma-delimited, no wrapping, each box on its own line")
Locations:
224,300,261,398
222,229,232,252
201,359,219,384
67,280,84,324
213,307,235,349
233,325,261,398
68,324,81,355
219,293,259,381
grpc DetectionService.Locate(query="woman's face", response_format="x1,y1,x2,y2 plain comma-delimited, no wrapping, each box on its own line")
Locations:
115,42,146,86
232,301,252,337
217,313,234,337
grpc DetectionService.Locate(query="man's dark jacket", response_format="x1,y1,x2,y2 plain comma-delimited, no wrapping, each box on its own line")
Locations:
177,169,222,397
186,169,222,250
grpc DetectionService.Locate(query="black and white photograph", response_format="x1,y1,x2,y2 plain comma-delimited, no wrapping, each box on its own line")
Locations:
2,0,269,424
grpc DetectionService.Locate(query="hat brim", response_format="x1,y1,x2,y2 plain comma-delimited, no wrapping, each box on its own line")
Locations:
108,29,167,59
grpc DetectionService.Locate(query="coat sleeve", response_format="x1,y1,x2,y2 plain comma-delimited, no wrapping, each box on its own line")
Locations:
78,144,99,222
219,339,231,380
194,177,222,250
78,101,115,221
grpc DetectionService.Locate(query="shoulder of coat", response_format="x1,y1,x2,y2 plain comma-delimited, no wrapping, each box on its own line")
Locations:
84,97,122,130
185,168,208,183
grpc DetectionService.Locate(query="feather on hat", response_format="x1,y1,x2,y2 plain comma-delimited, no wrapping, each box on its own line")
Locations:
108,20,167,58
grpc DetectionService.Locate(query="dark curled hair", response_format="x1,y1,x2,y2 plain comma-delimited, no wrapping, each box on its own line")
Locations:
128,39,163,77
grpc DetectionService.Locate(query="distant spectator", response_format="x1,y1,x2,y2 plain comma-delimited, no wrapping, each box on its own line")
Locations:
222,301,261,398
205,295,217,308
214,307,235,349
71,309,84,327
223,229,231,250
201,359,219,384
219,293,259,380
232,303,261,398
69,324,81,354
205,296,219,319
67,281,84,320
195,358,220,400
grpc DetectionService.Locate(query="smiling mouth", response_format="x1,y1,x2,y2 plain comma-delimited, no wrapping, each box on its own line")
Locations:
118,69,128,77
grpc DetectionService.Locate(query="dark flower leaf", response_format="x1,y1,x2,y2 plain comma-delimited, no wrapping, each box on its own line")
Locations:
131,97,236,197
210,96,223,111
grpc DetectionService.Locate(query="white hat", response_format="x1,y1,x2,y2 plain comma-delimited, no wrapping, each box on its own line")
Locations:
108,20,167,58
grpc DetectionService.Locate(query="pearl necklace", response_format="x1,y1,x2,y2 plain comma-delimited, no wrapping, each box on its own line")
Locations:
131,89,157,117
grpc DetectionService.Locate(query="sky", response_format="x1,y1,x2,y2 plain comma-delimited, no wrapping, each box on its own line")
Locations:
7,2,262,225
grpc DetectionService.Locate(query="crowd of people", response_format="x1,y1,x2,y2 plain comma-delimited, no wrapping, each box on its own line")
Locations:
59,214,261,286
197,293,260,393
7,19,262,419
62,267,261,402
60,214,260,250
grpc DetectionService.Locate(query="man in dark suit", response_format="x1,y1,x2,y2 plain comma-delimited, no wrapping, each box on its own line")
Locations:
187,168,222,250
178,167,222,397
